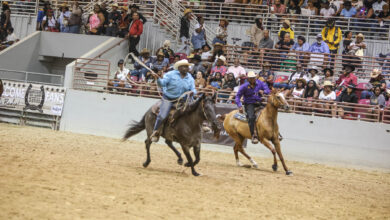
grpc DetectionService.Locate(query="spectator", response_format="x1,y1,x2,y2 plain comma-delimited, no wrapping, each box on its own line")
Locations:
342,31,353,55
100,3,109,34
0,1,11,41
369,85,387,117
131,48,154,81
42,10,58,32
108,59,130,91
377,5,390,36
190,55,206,77
304,0,319,16
287,0,302,21
58,3,71,33
322,18,342,65
292,36,310,52
36,1,51,31
195,71,206,88
178,9,192,55
259,30,274,49
258,62,275,88
4,27,17,44
211,56,228,77
228,58,246,79
210,42,225,63
157,40,175,61
275,33,295,59
340,1,357,17
152,51,170,73
372,0,387,17
347,33,366,71
275,63,309,89
168,55,181,71
335,64,357,90
201,44,212,61
127,12,143,58
355,0,374,19
106,3,121,37
333,84,358,117
271,0,287,15
213,18,229,45
287,78,306,98
128,4,147,24
319,81,336,100
88,5,105,35
250,15,265,48
68,1,82,34
208,72,223,89
307,67,321,84
320,1,336,18
191,15,206,51
278,19,294,40
361,69,387,98
308,34,330,68
303,80,319,101
222,72,237,91
118,6,129,38
319,67,335,87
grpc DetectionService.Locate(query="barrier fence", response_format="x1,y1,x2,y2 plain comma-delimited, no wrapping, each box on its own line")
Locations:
224,45,390,79
0,68,64,86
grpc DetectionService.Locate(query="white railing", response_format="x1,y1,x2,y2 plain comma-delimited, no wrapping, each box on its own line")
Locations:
0,68,64,86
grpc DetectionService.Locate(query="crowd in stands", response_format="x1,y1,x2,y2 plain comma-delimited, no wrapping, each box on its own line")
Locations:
0,2,18,51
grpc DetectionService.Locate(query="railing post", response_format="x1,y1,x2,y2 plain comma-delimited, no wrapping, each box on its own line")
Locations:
35,0,39,14
153,0,157,21
306,16,310,40
218,3,222,20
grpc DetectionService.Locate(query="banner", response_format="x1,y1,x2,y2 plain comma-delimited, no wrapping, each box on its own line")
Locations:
0,80,66,116
202,103,247,147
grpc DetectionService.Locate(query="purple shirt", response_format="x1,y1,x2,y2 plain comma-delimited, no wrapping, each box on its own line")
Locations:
235,80,270,108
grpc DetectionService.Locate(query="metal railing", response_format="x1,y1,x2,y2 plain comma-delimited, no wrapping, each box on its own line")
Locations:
73,57,111,90
0,68,64,86
224,45,390,79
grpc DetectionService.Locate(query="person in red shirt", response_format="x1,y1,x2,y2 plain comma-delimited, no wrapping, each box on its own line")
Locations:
335,64,357,92
127,12,143,59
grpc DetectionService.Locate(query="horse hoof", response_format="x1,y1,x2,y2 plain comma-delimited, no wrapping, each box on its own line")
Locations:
177,158,183,165
286,170,293,176
192,171,201,176
143,161,150,168
272,164,278,171
184,162,191,167
252,163,258,169
236,162,243,167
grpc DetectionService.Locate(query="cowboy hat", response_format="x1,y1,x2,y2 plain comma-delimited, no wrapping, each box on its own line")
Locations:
60,3,68,7
323,81,333,87
213,42,223,47
174,59,194,70
130,4,139,9
308,67,319,74
296,78,307,86
255,15,262,19
184,8,192,15
217,55,226,63
263,62,271,67
121,6,128,10
139,48,150,55
370,69,381,78
323,67,334,76
111,3,119,7
2,1,8,5
247,71,257,78
283,19,290,27
343,63,356,72
386,89,390,95
163,40,170,47
220,18,229,25
356,33,364,40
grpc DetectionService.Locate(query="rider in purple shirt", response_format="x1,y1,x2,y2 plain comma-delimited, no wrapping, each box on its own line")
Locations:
235,71,270,144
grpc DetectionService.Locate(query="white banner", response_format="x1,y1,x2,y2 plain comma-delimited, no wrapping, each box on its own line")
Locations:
0,80,66,116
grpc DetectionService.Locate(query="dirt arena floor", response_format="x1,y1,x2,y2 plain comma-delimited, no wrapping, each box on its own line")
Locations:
0,123,389,219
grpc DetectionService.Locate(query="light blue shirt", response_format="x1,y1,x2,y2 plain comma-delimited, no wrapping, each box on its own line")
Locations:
341,7,357,17
309,41,330,54
157,70,197,99
291,42,310,52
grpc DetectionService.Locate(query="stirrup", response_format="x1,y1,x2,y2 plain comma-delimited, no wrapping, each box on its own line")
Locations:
150,131,159,143
251,136,259,144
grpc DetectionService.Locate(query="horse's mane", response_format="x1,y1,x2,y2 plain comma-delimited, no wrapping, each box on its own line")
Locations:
183,96,204,114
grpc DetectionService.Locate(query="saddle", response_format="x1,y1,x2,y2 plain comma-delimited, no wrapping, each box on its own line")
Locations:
233,105,264,122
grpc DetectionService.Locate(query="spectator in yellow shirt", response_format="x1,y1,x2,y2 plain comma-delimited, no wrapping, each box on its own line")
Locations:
278,19,294,40
321,18,342,67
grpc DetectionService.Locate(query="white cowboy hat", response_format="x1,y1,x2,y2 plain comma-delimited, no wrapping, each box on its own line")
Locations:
217,55,226,63
174,59,194,70
247,71,257,78
323,81,333,87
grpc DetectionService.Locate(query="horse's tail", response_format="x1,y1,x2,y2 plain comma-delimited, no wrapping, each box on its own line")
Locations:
122,114,146,141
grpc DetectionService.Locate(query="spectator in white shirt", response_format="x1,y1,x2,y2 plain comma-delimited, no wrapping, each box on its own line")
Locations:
372,0,387,17
108,59,131,91
320,1,336,18
227,58,246,79
317,80,336,112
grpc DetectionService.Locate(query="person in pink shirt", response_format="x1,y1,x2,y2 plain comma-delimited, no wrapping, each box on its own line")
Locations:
227,58,246,79
271,0,287,15
211,56,228,77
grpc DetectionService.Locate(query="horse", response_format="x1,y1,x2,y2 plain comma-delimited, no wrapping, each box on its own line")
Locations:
123,93,221,176
223,89,293,176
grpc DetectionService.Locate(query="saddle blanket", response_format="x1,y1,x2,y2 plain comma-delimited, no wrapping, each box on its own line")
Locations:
233,113,247,122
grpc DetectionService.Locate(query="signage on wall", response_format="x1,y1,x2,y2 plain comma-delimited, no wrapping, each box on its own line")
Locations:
0,80,66,116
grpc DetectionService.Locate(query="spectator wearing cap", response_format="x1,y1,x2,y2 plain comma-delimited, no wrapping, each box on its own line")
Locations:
87,4,105,35
340,1,357,17
278,19,294,40
335,64,357,90
211,56,227,77
108,59,130,90
361,69,387,99
156,40,175,62
321,18,342,66
190,55,206,78
58,3,71,32
128,4,147,24
152,51,170,73
36,1,51,31
68,1,82,34
333,83,358,117
320,1,336,18
105,3,121,36
178,9,192,55
250,15,265,48
127,12,143,57
227,58,246,79
131,48,154,81
191,15,206,51
308,67,321,84
308,34,330,67
212,18,229,45
118,6,129,38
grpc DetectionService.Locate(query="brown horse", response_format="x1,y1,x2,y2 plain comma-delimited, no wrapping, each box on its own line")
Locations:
223,89,293,176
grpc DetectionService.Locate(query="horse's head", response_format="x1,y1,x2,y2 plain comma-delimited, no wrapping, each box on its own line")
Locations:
200,92,222,138
269,88,290,111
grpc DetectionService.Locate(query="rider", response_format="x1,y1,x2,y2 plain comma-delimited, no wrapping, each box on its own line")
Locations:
235,71,270,144
150,59,197,142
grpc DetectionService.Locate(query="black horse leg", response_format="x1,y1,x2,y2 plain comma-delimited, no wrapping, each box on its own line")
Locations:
143,138,152,168
181,145,200,176
165,140,183,165
193,143,201,166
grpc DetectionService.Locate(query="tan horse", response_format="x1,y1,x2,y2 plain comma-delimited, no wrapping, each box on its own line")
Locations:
223,89,293,176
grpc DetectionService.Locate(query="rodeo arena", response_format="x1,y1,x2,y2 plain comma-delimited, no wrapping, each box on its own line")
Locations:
1,0,390,218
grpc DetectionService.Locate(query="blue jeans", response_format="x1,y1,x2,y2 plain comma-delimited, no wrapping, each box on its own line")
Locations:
131,68,148,80
273,83,292,89
153,97,173,131
361,90,373,99
68,25,80,34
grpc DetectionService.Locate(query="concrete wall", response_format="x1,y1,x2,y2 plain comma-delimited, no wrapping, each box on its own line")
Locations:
10,15,37,40
60,89,390,170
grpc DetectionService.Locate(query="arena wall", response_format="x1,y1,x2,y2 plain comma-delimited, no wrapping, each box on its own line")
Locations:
60,89,390,170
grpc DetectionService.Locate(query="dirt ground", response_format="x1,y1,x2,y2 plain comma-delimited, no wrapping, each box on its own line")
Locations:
0,123,389,220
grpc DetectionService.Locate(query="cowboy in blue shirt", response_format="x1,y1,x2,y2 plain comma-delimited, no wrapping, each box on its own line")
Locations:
150,60,197,142
235,71,270,144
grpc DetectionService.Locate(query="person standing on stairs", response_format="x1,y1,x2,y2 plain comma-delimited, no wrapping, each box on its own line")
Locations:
178,9,192,55
127,12,143,62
